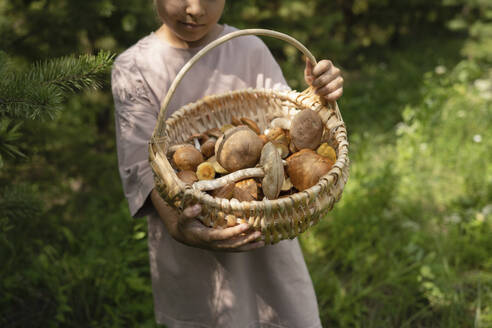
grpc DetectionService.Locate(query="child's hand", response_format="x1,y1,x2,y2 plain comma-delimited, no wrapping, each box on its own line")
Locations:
176,204,264,252
151,189,264,252
304,59,344,102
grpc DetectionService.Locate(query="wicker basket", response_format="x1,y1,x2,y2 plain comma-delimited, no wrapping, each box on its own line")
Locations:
149,29,349,244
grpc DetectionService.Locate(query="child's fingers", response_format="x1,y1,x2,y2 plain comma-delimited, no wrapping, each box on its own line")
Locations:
201,223,251,242
324,87,344,102
312,62,341,85
314,76,344,97
311,70,339,89
211,230,263,251
312,60,334,77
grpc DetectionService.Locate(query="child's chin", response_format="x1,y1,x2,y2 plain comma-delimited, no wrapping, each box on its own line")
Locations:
182,33,207,41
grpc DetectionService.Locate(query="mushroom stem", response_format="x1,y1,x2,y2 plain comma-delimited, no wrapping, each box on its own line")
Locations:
193,138,201,151
193,167,264,191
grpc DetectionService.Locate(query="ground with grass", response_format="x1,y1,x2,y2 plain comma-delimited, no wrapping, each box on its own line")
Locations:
300,42,492,327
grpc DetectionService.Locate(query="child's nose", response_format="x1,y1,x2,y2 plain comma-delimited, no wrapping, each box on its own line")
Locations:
186,0,205,18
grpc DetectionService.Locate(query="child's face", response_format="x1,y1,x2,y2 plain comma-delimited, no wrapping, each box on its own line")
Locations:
156,0,225,46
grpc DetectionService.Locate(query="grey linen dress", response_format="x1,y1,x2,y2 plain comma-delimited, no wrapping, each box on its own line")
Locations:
111,24,322,328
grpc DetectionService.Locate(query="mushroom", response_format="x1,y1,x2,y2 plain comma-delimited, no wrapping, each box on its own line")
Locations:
200,138,216,159
259,142,284,199
258,134,269,145
240,117,261,135
266,127,285,142
215,126,264,173
235,178,258,200
196,162,215,180
220,124,235,133
316,143,337,162
194,142,284,200
205,127,222,139
289,140,298,154
290,109,324,150
211,182,235,199
231,116,242,126
206,155,228,174
172,144,204,171
167,143,196,158
286,149,334,191
177,170,198,185
281,177,293,191
273,141,289,159
270,117,291,130
232,187,255,202
186,133,209,145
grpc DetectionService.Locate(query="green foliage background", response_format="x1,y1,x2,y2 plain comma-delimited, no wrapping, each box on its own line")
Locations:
0,0,491,327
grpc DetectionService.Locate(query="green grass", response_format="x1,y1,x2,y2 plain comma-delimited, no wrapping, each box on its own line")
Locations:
299,39,492,327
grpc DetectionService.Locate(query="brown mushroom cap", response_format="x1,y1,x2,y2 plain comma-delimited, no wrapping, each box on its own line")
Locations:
172,144,204,171
211,182,235,199
231,116,242,126
215,126,264,173
186,133,208,144
201,138,216,159
177,170,198,185
286,149,334,191
266,127,285,142
233,187,255,202
258,134,269,145
240,117,261,135
235,178,258,200
290,109,324,150
205,127,222,139
260,142,284,200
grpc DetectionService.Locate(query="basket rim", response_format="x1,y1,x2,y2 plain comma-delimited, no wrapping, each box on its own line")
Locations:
160,87,344,136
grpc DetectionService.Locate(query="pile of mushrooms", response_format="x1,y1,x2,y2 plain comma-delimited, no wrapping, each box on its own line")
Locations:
167,110,338,203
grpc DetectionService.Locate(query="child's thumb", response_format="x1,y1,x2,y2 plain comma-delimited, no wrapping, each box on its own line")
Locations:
304,58,314,85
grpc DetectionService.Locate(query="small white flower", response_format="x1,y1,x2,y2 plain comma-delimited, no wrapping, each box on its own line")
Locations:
473,134,482,143
435,65,447,75
481,91,492,100
444,214,461,224
474,79,491,92
482,204,492,216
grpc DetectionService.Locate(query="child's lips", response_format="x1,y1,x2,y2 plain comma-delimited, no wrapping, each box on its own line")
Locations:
180,22,205,30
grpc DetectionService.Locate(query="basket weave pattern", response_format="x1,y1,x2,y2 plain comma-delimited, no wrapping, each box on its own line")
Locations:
148,29,349,244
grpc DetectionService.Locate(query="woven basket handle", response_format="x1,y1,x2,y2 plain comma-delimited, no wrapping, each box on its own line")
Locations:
154,28,331,138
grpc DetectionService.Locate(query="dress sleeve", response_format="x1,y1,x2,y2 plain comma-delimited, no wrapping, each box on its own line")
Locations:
112,57,158,218
251,39,291,92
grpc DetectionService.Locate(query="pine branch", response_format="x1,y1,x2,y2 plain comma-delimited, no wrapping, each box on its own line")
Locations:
0,118,26,168
0,50,115,120
0,185,43,221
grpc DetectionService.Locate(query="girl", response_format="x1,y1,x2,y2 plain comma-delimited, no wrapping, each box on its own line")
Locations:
112,1,343,327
